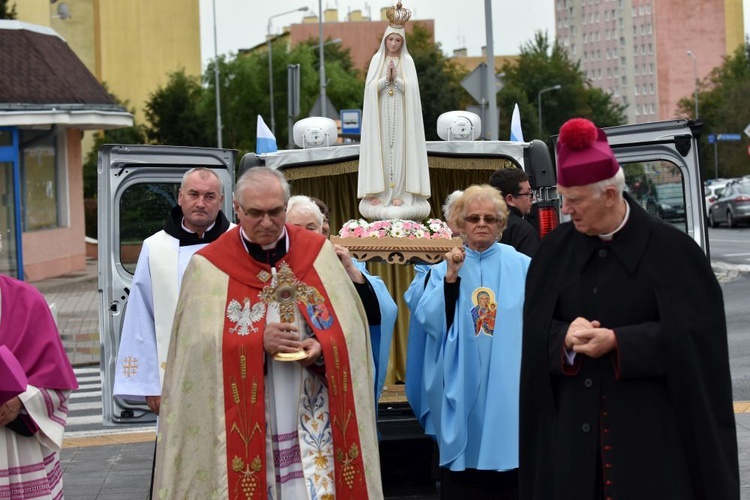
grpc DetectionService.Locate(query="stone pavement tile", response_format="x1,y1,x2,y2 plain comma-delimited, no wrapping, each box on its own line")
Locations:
61,441,153,500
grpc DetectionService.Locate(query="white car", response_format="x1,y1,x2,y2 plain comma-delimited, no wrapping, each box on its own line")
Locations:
705,182,728,217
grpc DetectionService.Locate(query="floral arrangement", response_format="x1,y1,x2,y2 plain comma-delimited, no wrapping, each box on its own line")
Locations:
338,218,453,239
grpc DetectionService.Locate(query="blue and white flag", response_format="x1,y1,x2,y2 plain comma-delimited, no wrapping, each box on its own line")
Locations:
510,103,525,142
256,115,278,154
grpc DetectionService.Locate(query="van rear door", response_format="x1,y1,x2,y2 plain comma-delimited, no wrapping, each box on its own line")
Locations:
603,119,707,254
98,145,235,425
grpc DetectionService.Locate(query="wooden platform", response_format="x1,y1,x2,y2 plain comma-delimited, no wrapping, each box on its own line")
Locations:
330,236,462,264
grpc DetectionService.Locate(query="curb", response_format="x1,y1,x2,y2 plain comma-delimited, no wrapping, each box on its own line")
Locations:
712,260,750,282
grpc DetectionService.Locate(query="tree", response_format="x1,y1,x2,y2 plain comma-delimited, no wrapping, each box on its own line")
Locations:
499,31,626,144
0,0,16,19
677,42,750,179
407,23,470,140
144,69,213,147
300,36,365,118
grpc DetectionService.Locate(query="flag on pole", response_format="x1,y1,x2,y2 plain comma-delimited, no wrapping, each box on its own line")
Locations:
256,115,278,154
510,103,525,142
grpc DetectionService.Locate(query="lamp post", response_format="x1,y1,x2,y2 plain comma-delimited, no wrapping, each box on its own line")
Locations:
318,0,327,118
537,84,562,136
686,50,699,119
268,7,309,137
212,0,222,148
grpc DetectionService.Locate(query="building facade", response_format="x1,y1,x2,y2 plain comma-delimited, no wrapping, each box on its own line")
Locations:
555,0,744,124
288,7,434,73
16,0,201,125
0,21,132,281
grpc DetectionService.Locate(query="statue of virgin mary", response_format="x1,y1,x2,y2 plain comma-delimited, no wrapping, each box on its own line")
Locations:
357,2,431,221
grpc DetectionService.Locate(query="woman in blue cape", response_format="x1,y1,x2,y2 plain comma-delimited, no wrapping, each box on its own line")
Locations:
410,185,530,498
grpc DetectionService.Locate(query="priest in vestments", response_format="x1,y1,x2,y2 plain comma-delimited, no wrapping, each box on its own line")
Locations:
0,274,78,499
113,167,232,415
152,167,382,499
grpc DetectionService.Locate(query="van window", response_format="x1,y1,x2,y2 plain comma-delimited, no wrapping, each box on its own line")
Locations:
623,161,686,232
119,182,180,274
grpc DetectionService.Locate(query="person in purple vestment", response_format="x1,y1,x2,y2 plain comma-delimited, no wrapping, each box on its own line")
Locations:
0,274,78,499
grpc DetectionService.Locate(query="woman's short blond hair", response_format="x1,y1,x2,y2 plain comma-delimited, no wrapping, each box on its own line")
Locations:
454,184,509,233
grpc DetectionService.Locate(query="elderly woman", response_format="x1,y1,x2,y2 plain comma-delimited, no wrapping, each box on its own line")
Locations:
286,196,397,404
404,189,463,434
410,184,531,498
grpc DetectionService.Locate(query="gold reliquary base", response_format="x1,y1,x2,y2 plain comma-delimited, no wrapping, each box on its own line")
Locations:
273,350,309,362
330,236,463,265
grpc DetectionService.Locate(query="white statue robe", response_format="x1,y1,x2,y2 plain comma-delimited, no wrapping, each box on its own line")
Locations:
358,25,431,221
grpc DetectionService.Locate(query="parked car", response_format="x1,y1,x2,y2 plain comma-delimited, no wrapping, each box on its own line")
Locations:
646,182,686,223
708,178,750,227
704,182,727,218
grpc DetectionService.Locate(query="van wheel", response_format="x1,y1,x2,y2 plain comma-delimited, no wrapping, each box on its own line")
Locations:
709,212,719,228
727,211,736,228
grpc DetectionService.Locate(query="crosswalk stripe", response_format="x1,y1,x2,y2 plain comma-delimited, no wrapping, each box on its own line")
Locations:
67,414,105,426
70,390,102,400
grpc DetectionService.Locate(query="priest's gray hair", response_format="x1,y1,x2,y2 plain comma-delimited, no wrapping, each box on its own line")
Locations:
233,167,290,205
591,168,626,197
286,195,324,227
181,167,223,192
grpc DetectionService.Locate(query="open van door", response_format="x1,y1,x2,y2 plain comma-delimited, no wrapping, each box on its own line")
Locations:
602,119,708,254
97,145,235,425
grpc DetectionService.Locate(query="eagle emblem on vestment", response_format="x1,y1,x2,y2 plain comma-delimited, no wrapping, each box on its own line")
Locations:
226,297,265,335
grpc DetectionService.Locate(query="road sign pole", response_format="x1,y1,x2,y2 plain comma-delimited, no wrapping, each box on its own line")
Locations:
714,141,719,180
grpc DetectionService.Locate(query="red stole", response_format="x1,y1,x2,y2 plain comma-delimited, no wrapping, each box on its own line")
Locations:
198,225,370,499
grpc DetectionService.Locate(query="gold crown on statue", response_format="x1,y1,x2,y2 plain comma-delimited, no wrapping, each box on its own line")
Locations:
386,2,412,28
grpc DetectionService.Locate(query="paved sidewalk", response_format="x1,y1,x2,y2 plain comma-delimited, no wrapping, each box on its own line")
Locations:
33,258,100,366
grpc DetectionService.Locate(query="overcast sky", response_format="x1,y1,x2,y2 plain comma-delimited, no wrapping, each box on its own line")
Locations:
199,0,750,69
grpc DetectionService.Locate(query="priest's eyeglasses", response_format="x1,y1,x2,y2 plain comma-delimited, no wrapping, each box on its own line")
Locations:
238,203,287,220
464,214,500,225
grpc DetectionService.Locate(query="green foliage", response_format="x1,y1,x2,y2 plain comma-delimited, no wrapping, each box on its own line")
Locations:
144,69,213,147
499,31,626,144
0,0,16,19
676,42,750,179
407,23,470,140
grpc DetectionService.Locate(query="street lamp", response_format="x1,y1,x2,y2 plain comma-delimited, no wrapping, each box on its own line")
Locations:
318,0,327,118
537,84,562,136
687,50,699,119
268,6,309,137
212,0,222,148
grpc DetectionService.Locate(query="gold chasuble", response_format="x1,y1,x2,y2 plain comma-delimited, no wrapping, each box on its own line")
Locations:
152,225,382,499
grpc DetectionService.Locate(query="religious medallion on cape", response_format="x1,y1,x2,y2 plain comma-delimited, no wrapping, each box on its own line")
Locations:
471,287,497,337
260,262,334,361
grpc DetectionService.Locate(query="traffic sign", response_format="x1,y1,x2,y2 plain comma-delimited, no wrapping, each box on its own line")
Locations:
340,109,361,135
744,123,750,139
717,133,742,141
461,62,503,104
708,133,716,144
